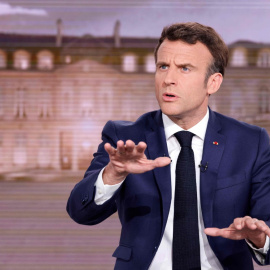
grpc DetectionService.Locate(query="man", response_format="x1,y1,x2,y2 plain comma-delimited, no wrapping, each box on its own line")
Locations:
67,22,270,269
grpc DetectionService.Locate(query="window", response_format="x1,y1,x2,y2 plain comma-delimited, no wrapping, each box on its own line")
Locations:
99,82,113,115
14,50,31,70
60,81,73,117
13,133,27,165
121,91,132,119
259,86,269,113
230,48,248,67
80,101,92,118
0,50,7,68
257,50,270,68
82,62,90,72
61,91,73,117
77,134,93,170
37,50,54,70
65,55,71,64
144,54,156,73
38,134,51,167
230,90,243,116
122,54,137,72
39,89,52,118
14,88,27,118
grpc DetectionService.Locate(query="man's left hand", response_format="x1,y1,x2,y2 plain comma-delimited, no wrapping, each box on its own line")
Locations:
205,216,270,248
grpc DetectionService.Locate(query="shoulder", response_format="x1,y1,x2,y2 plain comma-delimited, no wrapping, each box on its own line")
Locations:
105,110,159,128
102,110,161,142
211,110,269,141
213,110,263,132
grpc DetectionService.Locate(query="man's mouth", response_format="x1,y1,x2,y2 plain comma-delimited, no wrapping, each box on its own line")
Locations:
162,93,178,101
163,93,178,97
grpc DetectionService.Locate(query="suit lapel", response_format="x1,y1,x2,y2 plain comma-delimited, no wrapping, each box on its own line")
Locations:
145,110,171,237
200,109,226,229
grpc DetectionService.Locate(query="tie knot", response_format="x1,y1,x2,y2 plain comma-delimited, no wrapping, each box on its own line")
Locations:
174,131,194,147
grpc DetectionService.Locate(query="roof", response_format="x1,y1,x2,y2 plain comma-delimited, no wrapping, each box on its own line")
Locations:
228,40,270,49
1,32,269,52
0,33,158,49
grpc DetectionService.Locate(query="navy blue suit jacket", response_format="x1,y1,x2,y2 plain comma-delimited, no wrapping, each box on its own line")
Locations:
67,109,270,270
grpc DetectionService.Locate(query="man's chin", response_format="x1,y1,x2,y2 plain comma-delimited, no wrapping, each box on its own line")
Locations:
160,108,183,118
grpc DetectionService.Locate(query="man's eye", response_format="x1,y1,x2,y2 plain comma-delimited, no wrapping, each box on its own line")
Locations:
160,65,168,70
182,67,189,72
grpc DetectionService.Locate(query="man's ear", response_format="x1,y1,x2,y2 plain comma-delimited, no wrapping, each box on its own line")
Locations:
207,73,223,95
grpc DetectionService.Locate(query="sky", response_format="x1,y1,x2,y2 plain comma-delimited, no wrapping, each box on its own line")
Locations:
0,0,270,44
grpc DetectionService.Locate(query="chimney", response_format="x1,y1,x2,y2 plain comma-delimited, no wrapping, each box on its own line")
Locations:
114,20,121,48
56,18,62,47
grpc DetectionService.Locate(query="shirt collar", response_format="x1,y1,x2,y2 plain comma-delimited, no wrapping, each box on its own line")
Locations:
162,108,209,142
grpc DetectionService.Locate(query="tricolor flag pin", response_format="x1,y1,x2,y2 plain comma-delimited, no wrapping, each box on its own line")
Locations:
213,141,219,145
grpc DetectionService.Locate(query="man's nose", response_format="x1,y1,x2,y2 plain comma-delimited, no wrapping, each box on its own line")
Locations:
164,68,177,85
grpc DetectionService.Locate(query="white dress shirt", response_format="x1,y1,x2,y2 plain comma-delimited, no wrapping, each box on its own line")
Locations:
94,109,269,269
148,110,222,269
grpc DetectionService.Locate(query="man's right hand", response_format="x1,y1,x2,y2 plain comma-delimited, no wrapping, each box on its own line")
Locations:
103,140,171,185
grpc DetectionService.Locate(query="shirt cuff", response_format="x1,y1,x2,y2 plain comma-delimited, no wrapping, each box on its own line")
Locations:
94,167,125,205
246,236,269,264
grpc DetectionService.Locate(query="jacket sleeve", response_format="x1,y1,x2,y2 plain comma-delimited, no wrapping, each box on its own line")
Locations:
66,120,122,225
249,128,270,265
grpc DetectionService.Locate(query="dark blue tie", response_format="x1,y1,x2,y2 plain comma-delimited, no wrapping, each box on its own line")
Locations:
173,131,201,270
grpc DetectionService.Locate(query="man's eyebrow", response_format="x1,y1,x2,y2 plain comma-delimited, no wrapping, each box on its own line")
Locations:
176,63,196,68
156,61,168,66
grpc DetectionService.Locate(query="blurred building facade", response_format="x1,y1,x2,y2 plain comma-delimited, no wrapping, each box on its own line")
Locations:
0,21,269,176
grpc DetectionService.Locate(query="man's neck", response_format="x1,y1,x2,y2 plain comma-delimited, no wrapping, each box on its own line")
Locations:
167,109,208,130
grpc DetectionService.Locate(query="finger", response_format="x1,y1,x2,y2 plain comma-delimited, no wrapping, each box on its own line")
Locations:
126,140,135,153
137,142,147,153
204,228,223,237
116,140,125,154
263,225,270,238
205,227,240,239
254,220,270,237
233,217,244,230
153,157,171,168
233,216,250,230
245,217,258,230
104,143,116,156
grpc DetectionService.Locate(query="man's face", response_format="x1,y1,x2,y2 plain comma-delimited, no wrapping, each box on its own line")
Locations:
155,39,216,128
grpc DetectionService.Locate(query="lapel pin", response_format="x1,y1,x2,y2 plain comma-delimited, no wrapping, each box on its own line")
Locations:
213,141,219,145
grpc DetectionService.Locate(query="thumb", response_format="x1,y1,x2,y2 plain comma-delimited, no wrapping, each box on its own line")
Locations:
153,157,171,168
204,227,223,237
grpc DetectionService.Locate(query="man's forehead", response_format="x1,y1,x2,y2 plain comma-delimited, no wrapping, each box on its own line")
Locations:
158,46,193,57
157,40,212,62
157,46,200,63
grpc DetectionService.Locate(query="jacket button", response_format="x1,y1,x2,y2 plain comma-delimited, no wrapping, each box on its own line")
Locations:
81,195,88,205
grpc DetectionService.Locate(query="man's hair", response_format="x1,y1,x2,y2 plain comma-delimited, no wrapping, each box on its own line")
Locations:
154,22,229,85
